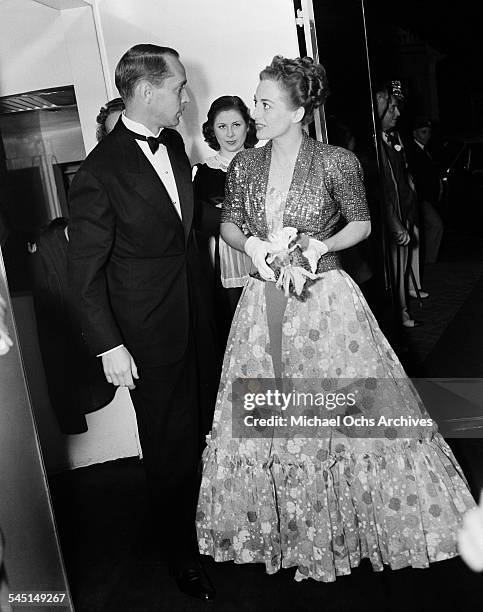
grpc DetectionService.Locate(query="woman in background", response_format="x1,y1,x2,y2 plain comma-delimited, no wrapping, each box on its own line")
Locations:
95,97,125,142
193,96,257,347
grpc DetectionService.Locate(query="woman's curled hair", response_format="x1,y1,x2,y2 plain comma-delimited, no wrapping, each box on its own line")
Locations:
96,97,125,142
259,55,329,125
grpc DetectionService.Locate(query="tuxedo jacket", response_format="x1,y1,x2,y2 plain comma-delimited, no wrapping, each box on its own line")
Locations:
68,119,209,366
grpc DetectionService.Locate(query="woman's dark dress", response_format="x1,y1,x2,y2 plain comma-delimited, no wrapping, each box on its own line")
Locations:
194,162,244,348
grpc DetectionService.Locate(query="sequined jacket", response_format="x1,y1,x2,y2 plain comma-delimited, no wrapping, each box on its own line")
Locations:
221,132,370,273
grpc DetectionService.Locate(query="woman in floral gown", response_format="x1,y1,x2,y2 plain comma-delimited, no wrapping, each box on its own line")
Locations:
196,55,475,582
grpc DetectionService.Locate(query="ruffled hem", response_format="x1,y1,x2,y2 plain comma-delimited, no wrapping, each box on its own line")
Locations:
196,433,475,583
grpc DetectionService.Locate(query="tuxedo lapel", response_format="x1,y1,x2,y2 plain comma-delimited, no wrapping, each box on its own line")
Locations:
116,124,185,235
164,137,193,242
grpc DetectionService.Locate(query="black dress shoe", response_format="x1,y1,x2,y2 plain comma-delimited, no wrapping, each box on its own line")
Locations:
402,319,423,328
174,565,215,603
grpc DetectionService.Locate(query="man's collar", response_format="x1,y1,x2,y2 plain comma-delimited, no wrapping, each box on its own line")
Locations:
382,131,403,151
122,112,163,138
414,139,425,150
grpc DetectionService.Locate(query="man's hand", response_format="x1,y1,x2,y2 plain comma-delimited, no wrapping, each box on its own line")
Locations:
392,229,410,246
102,346,139,389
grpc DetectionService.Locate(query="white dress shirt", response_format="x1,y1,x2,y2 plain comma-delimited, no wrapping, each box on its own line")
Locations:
122,113,182,218
98,114,183,358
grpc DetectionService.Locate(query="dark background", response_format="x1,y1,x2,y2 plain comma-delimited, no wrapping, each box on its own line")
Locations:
369,0,483,137
311,0,482,143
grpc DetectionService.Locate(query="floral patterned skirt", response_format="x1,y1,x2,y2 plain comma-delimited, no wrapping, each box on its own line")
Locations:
196,270,475,582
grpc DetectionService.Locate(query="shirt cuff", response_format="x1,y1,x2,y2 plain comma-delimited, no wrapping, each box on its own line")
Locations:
97,344,124,358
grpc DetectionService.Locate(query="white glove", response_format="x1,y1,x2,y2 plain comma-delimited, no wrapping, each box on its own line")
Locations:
302,238,328,273
244,236,275,281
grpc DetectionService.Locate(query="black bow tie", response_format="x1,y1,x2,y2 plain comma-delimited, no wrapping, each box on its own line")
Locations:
385,131,398,147
125,127,172,154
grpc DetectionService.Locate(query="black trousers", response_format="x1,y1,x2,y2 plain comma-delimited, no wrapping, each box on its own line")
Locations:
129,340,203,570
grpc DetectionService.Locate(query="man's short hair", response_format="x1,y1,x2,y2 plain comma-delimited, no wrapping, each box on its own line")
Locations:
115,44,179,101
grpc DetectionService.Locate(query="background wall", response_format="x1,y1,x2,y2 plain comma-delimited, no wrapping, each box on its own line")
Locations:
1,0,300,472
0,0,73,97
96,0,300,162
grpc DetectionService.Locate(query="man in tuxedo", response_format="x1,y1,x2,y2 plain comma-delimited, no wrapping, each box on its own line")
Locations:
68,44,217,602
406,117,444,263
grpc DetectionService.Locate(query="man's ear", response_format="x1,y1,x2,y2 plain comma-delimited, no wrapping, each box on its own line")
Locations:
137,80,152,104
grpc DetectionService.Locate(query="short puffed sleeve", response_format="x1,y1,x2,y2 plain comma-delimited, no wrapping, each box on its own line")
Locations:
220,153,246,229
330,149,371,223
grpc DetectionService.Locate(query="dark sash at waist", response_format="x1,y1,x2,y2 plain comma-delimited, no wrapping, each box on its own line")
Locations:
316,252,340,274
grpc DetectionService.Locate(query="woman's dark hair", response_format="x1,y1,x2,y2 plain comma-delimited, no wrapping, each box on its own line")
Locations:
96,97,125,141
115,44,179,101
202,96,258,151
259,55,329,125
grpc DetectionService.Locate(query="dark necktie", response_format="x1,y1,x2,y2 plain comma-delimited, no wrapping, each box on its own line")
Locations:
125,127,172,154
